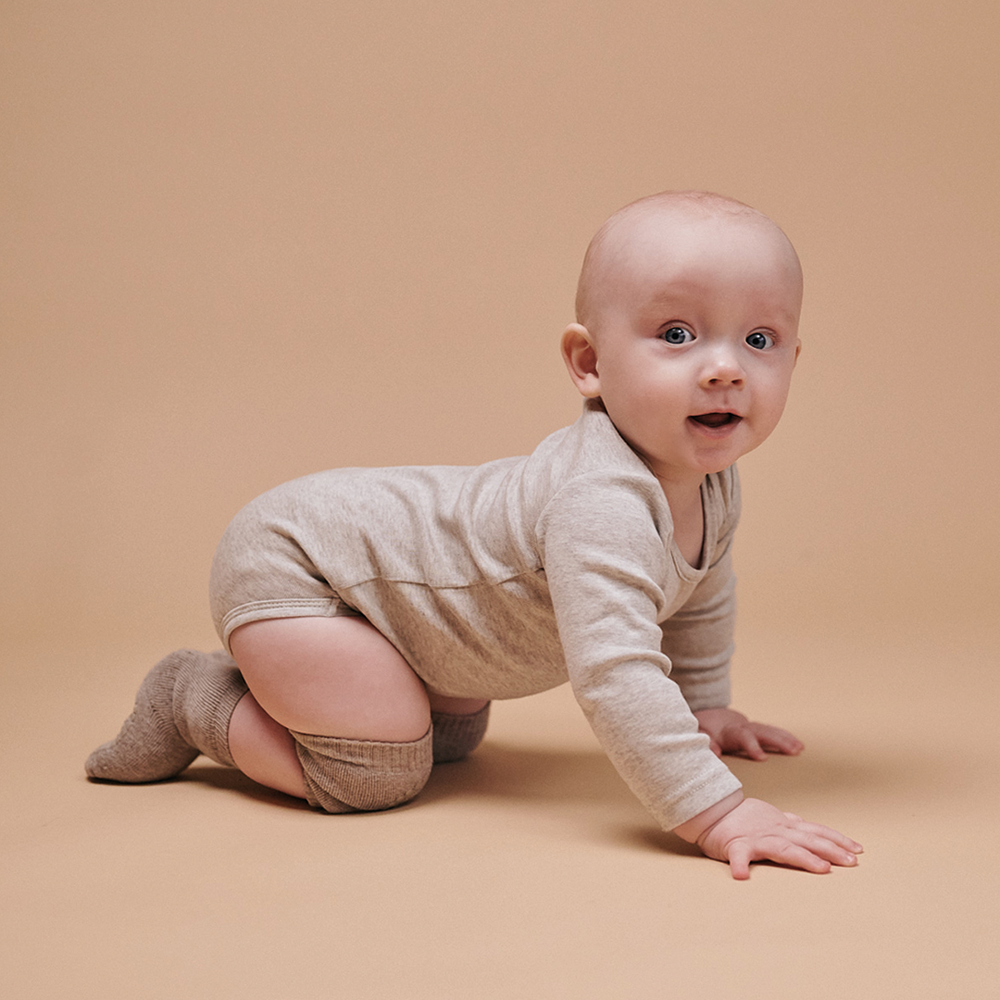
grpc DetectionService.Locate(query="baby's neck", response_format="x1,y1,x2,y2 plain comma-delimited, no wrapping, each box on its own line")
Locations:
660,478,705,569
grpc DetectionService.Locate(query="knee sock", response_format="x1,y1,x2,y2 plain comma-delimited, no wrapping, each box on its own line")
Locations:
431,702,490,763
291,728,433,813
85,649,248,783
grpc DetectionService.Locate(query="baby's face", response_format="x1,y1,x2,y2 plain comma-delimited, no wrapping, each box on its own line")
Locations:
577,210,802,489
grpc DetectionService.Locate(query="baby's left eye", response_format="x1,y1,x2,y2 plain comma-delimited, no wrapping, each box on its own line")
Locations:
661,327,693,345
746,332,774,350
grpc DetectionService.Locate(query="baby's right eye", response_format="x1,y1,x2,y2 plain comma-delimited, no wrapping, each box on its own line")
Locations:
661,327,693,345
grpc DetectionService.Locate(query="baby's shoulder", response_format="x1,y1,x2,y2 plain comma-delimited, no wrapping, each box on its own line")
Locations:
529,402,652,480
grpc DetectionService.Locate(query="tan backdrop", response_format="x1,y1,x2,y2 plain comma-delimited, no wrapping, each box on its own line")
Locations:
5,0,997,652
3,3,998,998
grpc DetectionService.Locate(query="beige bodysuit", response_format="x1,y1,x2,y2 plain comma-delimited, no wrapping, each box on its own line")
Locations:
209,399,744,828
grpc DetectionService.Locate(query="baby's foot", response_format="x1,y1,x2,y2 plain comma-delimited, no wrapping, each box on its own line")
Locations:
85,651,202,783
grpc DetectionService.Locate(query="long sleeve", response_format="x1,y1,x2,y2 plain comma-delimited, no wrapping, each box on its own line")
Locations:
537,472,741,831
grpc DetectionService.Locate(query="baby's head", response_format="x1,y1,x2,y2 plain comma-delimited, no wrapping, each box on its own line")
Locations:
574,191,802,333
562,192,803,487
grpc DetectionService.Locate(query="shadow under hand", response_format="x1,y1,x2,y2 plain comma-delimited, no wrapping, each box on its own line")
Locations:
151,734,926,863
422,740,717,859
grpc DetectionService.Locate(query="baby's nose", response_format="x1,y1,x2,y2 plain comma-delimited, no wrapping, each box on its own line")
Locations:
701,350,745,385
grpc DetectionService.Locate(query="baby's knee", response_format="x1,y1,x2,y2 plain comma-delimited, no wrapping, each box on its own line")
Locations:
291,728,433,813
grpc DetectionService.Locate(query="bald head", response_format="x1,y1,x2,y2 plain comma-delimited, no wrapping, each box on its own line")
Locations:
575,191,802,332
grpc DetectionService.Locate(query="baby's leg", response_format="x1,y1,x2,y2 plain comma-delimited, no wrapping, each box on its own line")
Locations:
426,695,492,763
229,615,435,812
230,617,491,778
86,649,248,783
225,692,307,798
86,616,490,811
231,616,431,742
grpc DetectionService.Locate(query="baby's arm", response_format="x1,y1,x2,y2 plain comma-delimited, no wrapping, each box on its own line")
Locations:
673,791,863,880
540,474,861,877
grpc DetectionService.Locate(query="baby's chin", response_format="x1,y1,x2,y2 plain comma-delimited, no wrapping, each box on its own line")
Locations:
692,433,771,477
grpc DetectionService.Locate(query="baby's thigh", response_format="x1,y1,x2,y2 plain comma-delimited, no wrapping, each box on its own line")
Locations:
230,616,431,742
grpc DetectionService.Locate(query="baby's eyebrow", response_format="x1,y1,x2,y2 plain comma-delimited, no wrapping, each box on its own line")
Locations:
761,302,801,327
641,289,688,315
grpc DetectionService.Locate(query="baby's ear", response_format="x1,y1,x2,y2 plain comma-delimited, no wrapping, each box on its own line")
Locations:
560,324,602,398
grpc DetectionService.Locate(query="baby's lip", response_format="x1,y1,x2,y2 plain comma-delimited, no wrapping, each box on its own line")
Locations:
689,411,742,428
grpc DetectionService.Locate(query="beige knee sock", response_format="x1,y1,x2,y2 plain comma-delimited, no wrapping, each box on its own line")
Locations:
86,649,248,783
431,702,490,763
292,728,434,813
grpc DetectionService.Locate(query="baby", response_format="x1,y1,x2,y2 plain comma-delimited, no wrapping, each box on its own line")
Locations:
87,191,862,879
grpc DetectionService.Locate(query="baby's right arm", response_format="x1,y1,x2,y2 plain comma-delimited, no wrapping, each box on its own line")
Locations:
673,791,863,879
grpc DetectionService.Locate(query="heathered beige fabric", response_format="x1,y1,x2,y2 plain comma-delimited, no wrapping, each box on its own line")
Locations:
292,728,434,813
431,703,491,763
209,400,742,829
85,649,247,782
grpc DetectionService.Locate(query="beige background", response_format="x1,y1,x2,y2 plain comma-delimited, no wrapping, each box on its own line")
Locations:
3,2,998,998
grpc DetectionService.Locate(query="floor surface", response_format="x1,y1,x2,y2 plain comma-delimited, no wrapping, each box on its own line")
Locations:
3,628,997,999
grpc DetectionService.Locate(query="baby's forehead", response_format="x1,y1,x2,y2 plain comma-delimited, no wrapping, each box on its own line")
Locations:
609,199,779,261
614,219,791,295
576,192,801,327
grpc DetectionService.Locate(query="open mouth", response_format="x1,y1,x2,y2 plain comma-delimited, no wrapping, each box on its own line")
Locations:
689,412,740,428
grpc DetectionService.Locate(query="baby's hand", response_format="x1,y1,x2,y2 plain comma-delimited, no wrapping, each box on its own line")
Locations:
684,795,863,879
693,707,803,761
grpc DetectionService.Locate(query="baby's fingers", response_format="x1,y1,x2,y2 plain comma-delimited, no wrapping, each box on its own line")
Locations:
753,724,804,756
771,839,837,875
723,825,860,879
790,819,864,855
727,841,754,880
728,837,857,881
794,830,860,869
725,837,833,879
724,726,768,761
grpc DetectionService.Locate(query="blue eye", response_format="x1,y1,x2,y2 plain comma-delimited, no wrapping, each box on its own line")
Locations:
746,331,774,350
661,327,693,345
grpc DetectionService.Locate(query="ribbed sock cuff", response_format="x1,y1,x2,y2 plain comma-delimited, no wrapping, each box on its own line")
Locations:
174,649,248,768
431,702,490,763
